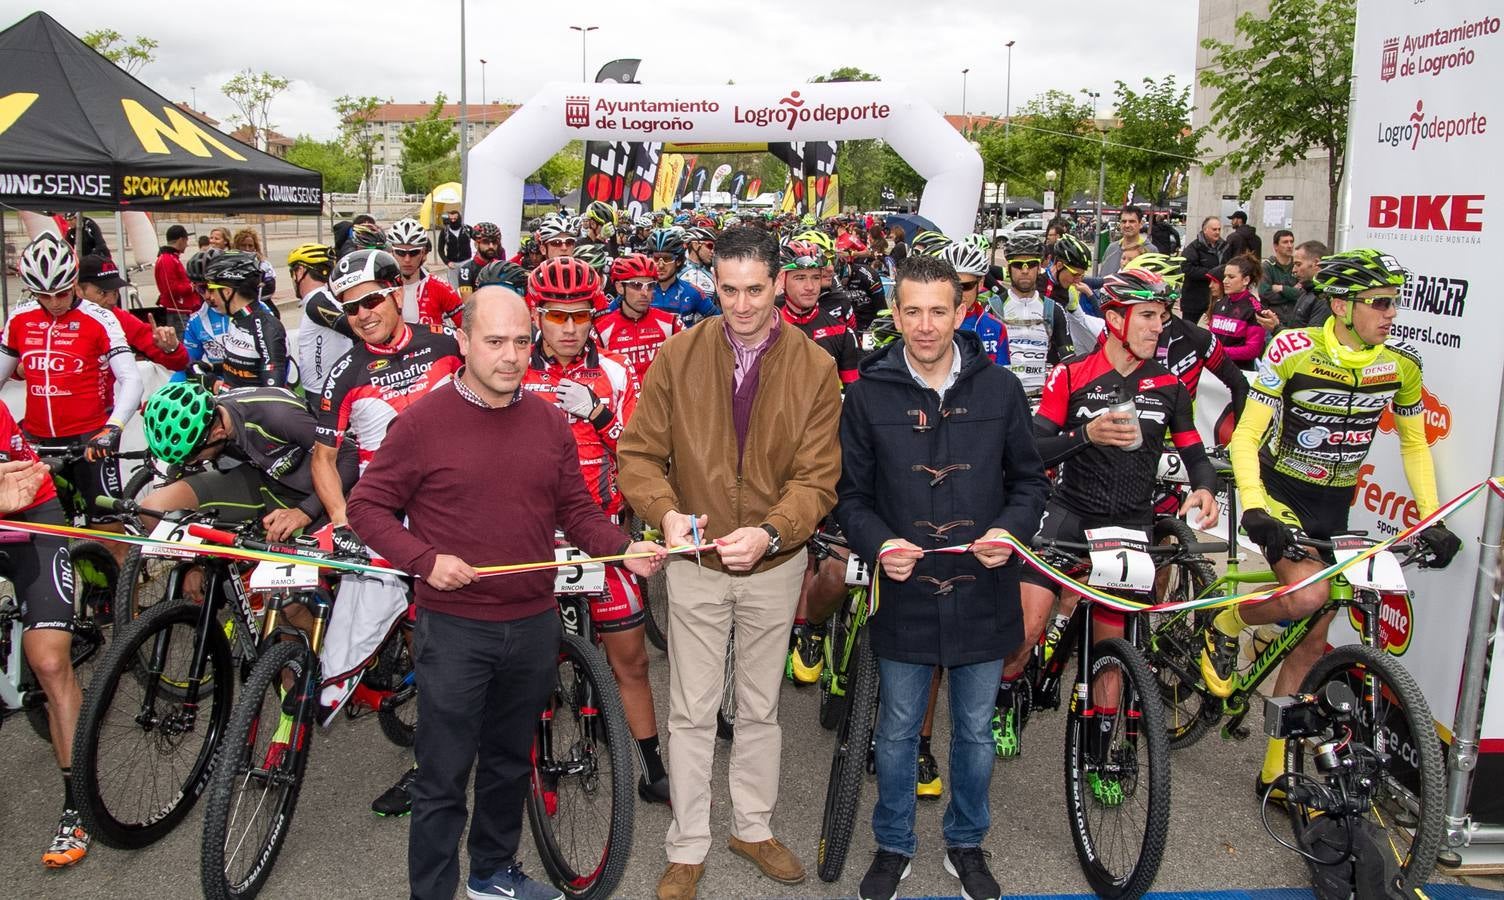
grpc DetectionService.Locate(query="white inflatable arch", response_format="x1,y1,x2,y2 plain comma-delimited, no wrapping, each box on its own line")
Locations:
466,81,982,238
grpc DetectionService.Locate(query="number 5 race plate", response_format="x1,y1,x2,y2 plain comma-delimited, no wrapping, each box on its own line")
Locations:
1084,527,1156,593
554,546,607,594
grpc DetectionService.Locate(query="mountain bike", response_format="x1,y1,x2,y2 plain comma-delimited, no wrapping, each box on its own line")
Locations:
197,521,412,899
810,530,877,884
526,540,634,900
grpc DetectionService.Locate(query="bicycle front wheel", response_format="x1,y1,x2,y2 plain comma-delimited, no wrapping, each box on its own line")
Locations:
526,632,634,900
1064,637,1171,899
816,627,878,883
1148,518,1218,750
72,599,232,847
1290,644,1445,895
373,618,418,747
200,640,314,900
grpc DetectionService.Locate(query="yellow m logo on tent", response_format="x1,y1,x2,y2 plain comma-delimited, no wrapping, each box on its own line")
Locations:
0,93,39,138
121,99,246,161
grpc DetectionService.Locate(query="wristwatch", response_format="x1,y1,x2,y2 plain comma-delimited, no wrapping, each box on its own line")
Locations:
760,523,782,557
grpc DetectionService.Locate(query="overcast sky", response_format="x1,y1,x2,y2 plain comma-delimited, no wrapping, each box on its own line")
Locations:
35,0,1199,140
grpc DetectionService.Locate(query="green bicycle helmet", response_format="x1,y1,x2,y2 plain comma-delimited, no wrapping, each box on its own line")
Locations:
142,382,216,465
911,230,952,256
1312,248,1406,297
1051,234,1093,272
1124,252,1184,290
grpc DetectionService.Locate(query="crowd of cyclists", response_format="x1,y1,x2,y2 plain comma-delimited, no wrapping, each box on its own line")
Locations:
2,195,1463,900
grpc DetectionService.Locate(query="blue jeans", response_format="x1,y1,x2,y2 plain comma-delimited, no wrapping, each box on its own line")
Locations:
872,656,1005,856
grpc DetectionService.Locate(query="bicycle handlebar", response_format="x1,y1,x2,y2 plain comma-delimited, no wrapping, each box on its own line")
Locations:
1035,537,1228,557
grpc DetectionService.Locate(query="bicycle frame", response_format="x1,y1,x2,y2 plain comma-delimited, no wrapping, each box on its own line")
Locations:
821,584,870,702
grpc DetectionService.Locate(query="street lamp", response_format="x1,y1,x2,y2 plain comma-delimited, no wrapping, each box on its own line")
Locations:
480,58,488,127
1082,89,1107,274
570,25,598,82
961,68,970,122
1044,169,1058,217
459,0,469,196
1004,41,1015,137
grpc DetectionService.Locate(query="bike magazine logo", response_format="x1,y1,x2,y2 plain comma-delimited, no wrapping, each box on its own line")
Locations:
1379,15,1500,82
1366,194,1483,244
1376,99,1487,151
1377,386,1451,446
1347,593,1415,656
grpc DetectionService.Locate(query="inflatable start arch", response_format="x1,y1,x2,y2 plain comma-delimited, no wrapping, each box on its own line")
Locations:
466,81,982,237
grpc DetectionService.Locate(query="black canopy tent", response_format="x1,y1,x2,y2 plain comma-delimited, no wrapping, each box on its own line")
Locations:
0,11,321,213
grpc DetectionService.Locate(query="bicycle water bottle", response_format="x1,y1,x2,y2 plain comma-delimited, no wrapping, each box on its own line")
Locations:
1107,387,1142,451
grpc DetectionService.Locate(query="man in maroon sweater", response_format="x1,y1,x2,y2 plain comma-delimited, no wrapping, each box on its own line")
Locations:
348,286,665,900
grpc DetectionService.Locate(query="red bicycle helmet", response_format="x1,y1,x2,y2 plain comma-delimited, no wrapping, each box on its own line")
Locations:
527,256,602,309
610,253,656,283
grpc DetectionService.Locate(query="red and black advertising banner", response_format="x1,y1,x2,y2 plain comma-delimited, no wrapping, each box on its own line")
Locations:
579,59,642,212
768,142,804,212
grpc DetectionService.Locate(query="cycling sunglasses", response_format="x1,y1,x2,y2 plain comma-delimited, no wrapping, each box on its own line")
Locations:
1008,259,1041,270
782,256,826,271
538,308,594,325
338,286,398,315
545,238,578,248
619,279,655,291
391,247,425,258
1352,293,1399,311
957,279,982,293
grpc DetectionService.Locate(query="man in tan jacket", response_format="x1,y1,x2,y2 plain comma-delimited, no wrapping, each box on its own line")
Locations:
619,225,842,900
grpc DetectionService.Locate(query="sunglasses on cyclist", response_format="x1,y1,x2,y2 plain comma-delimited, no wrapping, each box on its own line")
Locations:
957,279,981,293
620,279,655,291
31,289,72,301
391,247,425,258
782,256,826,271
1352,293,1398,311
338,286,398,315
538,308,594,325
1009,259,1041,270
546,238,578,248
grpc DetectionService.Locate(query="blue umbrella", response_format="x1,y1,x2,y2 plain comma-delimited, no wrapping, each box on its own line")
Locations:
883,213,939,241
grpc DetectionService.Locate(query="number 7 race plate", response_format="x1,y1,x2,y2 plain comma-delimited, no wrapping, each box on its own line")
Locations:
141,518,205,559
1084,527,1156,593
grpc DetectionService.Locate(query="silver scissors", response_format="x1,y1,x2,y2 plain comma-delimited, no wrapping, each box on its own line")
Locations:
689,515,703,570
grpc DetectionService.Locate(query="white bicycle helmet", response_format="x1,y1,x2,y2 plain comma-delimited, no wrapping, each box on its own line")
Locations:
19,233,78,293
329,248,401,298
535,214,573,242
941,241,990,277
385,217,429,249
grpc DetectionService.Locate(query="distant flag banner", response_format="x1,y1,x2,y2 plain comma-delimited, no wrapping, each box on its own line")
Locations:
684,166,709,201
803,140,840,218
768,142,805,213
746,177,762,198
729,170,749,201
580,59,642,211
624,142,662,219
708,164,732,194
653,153,685,211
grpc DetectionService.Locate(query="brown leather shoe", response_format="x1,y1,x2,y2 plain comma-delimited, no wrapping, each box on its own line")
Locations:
728,835,806,885
656,862,705,900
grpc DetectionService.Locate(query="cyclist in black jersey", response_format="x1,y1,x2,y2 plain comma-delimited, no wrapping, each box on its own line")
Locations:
202,252,288,390
995,270,1220,759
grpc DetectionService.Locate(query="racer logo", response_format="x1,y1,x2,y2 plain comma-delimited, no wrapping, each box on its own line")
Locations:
1292,389,1390,411
1376,99,1487,151
1377,386,1451,445
1347,592,1414,656
1400,273,1467,318
1265,330,1313,365
1368,194,1483,231
1296,426,1373,449
565,96,590,129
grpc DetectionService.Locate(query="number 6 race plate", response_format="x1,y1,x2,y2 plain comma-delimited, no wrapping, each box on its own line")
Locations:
1084,527,1156,593
554,546,606,594
141,518,205,559
1330,536,1408,592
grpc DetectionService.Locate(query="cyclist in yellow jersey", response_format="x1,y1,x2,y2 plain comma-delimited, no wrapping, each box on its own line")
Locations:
1205,249,1462,797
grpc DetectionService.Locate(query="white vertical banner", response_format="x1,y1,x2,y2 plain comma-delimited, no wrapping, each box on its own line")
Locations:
1334,1,1504,768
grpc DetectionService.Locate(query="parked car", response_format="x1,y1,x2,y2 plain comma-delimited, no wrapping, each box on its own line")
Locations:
986,216,1048,245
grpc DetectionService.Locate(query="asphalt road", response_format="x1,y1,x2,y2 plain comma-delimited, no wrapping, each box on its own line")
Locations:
8,618,1482,900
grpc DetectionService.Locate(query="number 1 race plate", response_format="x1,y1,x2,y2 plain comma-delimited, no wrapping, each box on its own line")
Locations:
1330,536,1408,592
1085,527,1156,593
141,518,205,559
554,546,607,594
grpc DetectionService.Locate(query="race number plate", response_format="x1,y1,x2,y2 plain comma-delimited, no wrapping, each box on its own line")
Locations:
249,560,320,591
141,518,205,559
1085,527,1156,593
845,553,871,586
554,546,606,594
1330,536,1408,592
1156,452,1190,484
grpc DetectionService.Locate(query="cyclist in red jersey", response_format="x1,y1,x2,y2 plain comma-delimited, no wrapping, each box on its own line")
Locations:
521,256,671,804
594,254,682,384
1,235,142,525
777,240,860,384
455,222,503,298
387,218,464,329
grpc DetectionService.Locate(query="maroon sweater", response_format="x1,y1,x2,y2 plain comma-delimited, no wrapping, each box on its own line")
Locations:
347,380,629,622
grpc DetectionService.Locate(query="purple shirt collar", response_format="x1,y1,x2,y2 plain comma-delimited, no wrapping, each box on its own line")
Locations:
722,314,780,389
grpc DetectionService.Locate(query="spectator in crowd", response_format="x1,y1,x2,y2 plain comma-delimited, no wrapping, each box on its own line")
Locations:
1044,218,1072,253
51,211,110,259
888,225,909,264
438,210,473,271
1224,210,1262,261
196,234,211,251
1100,204,1152,276
1149,212,1181,255
1179,216,1225,325
1257,229,1301,328
207,227,233,251
77,255,189,373
155,224,198,321
1207,256,1267,370
232,228,278,299
1288,240,1334,328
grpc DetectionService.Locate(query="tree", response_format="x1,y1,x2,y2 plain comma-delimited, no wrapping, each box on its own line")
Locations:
81,29,157,74
399,92,461,192
1200,0,1355,245
286,137,362,194
221,69,289,153
810,66,881,84
972,90,1097,207
1109,76,1204,206
531,142,585,196
335,95,382,210
807,67,882,210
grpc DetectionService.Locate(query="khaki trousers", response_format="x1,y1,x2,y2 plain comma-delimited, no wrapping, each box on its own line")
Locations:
663,552,804,863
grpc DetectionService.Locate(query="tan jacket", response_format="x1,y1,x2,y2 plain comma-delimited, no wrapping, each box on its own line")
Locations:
619,315,842,574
